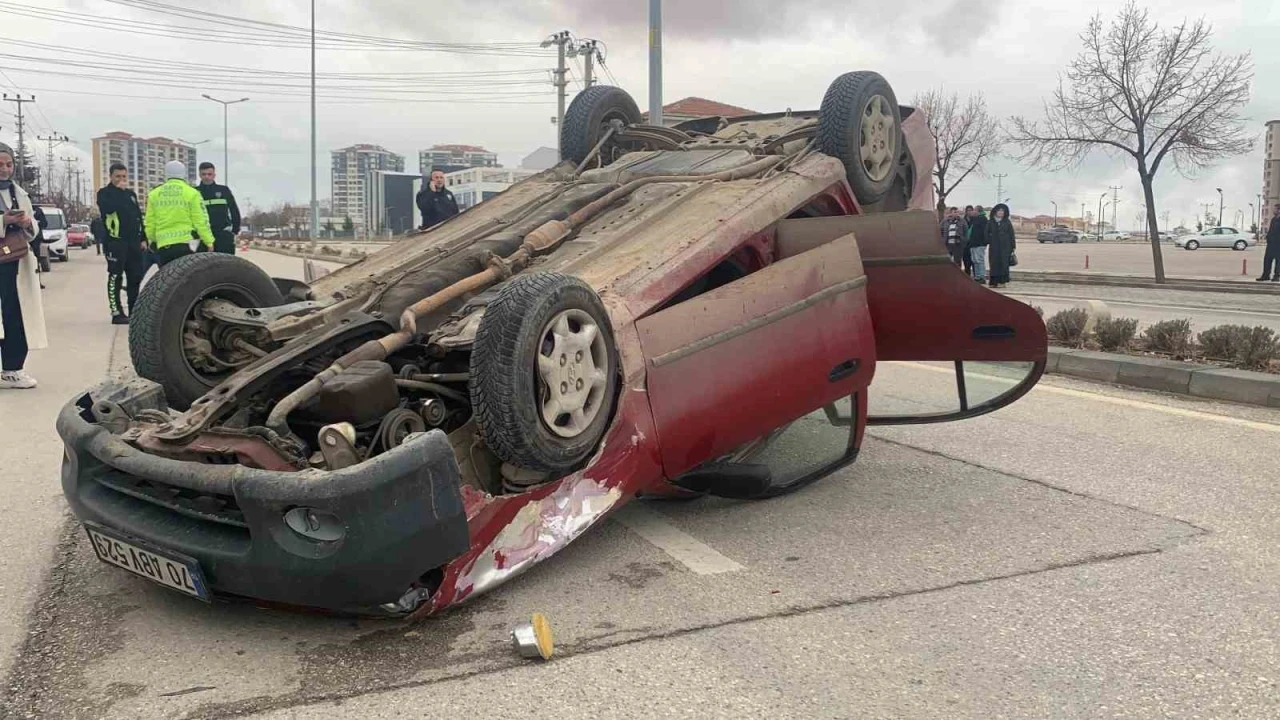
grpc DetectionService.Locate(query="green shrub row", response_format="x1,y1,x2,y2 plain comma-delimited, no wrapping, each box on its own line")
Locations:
1044,310,1278,370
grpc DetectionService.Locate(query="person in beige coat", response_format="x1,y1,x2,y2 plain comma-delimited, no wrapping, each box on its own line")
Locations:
0,142,48,389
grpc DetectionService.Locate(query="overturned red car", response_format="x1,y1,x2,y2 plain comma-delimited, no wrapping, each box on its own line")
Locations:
57,71,1047,617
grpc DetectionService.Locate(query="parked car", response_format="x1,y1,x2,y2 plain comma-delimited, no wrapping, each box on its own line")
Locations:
56,72,1047,618
1174,227,1256,251
1036,225,1080,243
1098,230,1127,242
67,223,93,248
39,206,69,262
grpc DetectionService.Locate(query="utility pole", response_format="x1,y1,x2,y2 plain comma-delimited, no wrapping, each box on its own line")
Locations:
575,39,599,88
3,94,34,189
543,31,572,159
60,155,76,207
309,0,318,250
37,132,69,199
71,167,85,218
649,0,663,126
993,174,1007,206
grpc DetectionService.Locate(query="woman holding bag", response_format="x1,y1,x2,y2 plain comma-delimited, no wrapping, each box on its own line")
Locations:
0,142,48,389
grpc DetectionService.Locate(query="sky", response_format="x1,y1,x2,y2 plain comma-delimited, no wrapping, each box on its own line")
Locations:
2,0,1278,230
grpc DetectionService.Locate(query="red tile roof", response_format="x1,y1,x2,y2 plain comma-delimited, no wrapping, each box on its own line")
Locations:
640,97,758,120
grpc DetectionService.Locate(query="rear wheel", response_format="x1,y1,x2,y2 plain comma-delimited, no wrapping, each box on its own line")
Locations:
470,272,619,474
818,71,903,206
129,253,284,410
1234,240,1247,251
561,86,642,167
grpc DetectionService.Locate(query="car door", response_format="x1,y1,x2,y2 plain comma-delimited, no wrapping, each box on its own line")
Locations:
775,210,1048,425
1203,228,1224,248
636,232,876,478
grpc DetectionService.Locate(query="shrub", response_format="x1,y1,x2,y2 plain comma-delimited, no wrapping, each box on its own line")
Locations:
1094,317,1139,351
1142,319,1193,358
1046,308,1089,347
1233,326,1279,370
1197,325,1244,361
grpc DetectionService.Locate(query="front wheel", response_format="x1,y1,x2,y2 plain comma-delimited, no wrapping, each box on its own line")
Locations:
1185,240,1200,250
129,253,284,410
470,272,619,474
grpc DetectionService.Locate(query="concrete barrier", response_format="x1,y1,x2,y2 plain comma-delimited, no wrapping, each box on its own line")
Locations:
1047,347,1280,408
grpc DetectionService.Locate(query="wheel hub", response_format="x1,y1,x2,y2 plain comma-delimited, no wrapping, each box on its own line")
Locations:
537,309,609,438
859,94,896,183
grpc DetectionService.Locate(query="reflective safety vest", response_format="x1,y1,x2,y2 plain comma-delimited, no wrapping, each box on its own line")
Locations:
145,179,215,249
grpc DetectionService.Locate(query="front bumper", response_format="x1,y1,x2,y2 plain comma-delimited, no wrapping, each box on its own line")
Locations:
57,389,471,614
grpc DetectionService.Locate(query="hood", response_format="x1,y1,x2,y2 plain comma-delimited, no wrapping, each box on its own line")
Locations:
991,203,1011,221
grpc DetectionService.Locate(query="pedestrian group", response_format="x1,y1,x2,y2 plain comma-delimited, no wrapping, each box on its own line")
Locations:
940,203,1017,288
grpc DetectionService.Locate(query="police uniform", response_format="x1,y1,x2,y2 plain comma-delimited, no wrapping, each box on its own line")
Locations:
197,181,242,254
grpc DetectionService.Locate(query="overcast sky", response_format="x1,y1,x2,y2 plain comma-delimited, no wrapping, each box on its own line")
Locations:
2,0,1277,230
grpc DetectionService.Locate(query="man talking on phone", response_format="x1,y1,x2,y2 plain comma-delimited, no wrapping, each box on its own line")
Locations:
415,168,459,230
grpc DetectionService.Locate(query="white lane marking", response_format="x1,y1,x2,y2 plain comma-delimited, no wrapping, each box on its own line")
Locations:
615,505,745,575
1005,293,1280,320
899,361,1280,434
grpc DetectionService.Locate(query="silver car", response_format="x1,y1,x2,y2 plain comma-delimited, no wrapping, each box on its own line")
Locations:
1175,227,1256,251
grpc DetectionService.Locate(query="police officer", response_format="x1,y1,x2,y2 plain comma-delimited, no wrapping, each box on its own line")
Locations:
196,162,241,254
145,161,214,266
96,163,147,323
415,168,459,230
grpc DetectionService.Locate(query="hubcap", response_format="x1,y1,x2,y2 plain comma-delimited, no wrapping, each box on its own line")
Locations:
859,94,896,183
536,309,609,438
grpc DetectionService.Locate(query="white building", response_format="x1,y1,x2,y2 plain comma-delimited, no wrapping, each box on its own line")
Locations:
444,167,539,210
92,132,198,205
1264,121,1280,219
331,144,405,228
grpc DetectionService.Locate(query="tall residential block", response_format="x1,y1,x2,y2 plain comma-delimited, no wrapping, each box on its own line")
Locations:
91,132,198,205
331,144,405,227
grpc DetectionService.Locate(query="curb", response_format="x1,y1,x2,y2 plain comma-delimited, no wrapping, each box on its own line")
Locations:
1012,270,1280,295
247,245,359,266
1047,347,1280,408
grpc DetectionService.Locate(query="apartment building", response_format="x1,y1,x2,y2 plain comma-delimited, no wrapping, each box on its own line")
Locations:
1264,121,1280,216
418,144,498,175
331,144,405,228
91,132,198,204
444,167,538,210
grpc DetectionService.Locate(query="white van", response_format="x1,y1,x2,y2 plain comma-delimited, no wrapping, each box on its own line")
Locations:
39,206,69,262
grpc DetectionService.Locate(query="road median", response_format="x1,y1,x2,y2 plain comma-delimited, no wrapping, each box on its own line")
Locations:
1048,347,1280,408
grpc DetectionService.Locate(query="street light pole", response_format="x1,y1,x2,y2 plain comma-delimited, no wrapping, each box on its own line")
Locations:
1097,193,1106,237
310,0,318,249
1216,187,1224,227
1050,200,1057,227
649,0,663,126
201,94,249,184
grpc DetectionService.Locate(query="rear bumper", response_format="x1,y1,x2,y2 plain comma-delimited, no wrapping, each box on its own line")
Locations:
56,388,471,614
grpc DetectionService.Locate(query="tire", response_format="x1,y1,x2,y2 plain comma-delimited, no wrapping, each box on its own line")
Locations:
560,86,642,167
129,252,284,411
1234,240,1247,251
817,71,903,206
470,272,619,474
1185,240,1199,250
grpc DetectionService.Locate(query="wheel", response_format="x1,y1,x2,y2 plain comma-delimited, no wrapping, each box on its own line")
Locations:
817,71,903,206
560,86,642,167
129,253,284,410
470,272,619,474
1185,240,1200,250
1234,240,1247,251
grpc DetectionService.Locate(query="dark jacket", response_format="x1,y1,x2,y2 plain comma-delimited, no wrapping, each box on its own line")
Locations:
966,212,989,247
90,217,107,245
1268,215,1280,243
197,182,242,234
97,184,145,250
986,204,1017,279
941,215,967,246
416,185,459,229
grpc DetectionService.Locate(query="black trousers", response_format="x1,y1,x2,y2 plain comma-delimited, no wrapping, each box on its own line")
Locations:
107,247,146,317
213,231,236,255
1262,241,1280,280
0,261,28,372
948,242,966,268
155,243,195,266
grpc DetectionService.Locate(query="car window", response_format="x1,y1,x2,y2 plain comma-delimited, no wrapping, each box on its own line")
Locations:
865,360,1042,424
1225,228,1238,235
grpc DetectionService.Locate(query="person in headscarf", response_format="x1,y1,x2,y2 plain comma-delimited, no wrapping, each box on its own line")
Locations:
0,142,49,389
985,203,1016,288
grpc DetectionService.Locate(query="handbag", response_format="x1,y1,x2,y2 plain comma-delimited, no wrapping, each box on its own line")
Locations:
1009,250,1019,267
1,185,31,265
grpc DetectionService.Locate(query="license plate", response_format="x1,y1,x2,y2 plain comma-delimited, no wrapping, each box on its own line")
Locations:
84,523,210,602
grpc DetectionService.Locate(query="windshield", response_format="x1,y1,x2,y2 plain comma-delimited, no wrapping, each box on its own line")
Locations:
43,214,66,230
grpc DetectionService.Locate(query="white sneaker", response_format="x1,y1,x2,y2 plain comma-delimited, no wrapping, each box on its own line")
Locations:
0,370,37,389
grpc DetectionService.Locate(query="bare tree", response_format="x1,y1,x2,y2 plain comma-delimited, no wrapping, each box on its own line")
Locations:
913,88,1003,219
1010,2,1253,282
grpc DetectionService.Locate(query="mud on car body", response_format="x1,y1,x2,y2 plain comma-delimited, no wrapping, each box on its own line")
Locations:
58,72,1048,616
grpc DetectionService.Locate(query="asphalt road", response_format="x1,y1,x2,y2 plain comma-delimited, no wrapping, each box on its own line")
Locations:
1000,282,1280,335
1014,241,1269,280
4,247,1280,719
